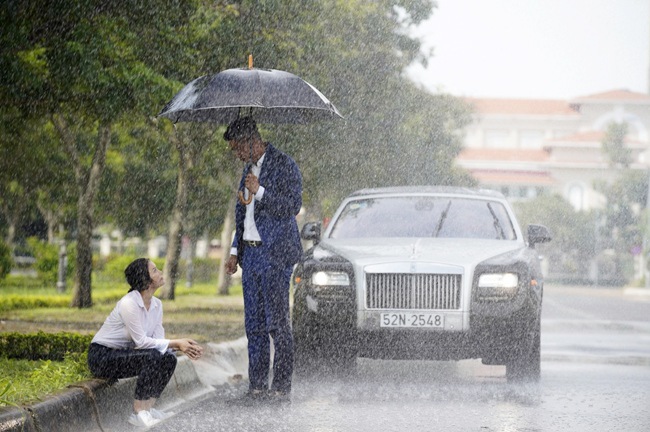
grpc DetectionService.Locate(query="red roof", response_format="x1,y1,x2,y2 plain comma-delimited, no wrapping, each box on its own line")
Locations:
546,131,643,146
458,148,550,162
465,98,579,116
572,89,650,102
470,170,555,185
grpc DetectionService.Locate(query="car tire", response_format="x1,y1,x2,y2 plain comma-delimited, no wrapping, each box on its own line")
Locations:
293,327,319,377
292,305,321,377
506,316,541,382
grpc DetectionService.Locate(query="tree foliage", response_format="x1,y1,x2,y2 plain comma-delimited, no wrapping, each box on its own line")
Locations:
601,122,631,168
514,194,596,280
1,0,475,300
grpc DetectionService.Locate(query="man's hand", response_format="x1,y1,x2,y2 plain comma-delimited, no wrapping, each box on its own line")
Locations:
225,254,239,275
245,173,260,195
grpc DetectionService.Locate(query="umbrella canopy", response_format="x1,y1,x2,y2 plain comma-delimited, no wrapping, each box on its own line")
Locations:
158,67,343,124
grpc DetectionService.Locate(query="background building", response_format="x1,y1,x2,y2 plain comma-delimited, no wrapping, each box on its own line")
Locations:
457,89,650,210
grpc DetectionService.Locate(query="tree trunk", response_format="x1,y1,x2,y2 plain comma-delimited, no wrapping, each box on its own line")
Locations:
186,236,195,288
5,222,15,249
1,182,26,249
217,194,237,295
73,200,93,307
52,115,111,309
161,131,190,300
35,201,58,244
162,207,183,300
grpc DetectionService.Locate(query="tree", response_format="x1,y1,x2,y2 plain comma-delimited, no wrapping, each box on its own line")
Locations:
206,0,472,215
1,0,198,307
602,122,631,168
159,0,472,294
594,170,647,284
514,194,597,282
596,121,646,284
2,0,475,300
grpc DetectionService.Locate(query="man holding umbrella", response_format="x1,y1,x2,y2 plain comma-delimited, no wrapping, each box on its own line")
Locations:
224,116,303,404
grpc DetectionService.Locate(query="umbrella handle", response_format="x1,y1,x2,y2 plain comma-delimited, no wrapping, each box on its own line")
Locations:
238,188,253,205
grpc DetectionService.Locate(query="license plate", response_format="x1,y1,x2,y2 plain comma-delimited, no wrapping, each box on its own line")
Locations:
380,312,444,328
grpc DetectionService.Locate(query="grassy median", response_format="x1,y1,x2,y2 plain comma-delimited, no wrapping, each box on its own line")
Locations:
0,274,246,406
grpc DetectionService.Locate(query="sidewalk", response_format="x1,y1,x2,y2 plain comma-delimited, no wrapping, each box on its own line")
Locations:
0,338,248,432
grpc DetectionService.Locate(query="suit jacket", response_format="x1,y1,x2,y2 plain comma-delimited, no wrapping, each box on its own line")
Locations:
232,143,303,267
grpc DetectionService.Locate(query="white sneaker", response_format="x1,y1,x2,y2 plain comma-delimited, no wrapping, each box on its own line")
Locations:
128,410,161,428
150,408,174,420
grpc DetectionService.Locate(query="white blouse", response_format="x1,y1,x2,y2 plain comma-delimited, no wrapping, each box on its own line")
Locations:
92,290,169,353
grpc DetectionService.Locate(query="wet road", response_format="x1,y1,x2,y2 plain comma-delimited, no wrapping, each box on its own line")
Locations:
150,285,650,432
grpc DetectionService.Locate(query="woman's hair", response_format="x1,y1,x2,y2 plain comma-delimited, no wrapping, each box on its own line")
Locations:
125,258,152,292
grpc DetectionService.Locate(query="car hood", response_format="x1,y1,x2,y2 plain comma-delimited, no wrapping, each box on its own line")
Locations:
316,237,525,271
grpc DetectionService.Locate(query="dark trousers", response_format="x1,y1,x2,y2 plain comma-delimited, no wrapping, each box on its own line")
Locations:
242,245,294,393
88,343,177,400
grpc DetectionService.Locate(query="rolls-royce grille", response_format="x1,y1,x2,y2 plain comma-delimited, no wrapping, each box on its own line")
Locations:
366,273,461,310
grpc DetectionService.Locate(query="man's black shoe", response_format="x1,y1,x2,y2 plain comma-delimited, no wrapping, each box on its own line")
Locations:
267,390,291,404
225,389,268,406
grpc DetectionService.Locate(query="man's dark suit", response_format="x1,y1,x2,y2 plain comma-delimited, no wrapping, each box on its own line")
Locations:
231,143,302,393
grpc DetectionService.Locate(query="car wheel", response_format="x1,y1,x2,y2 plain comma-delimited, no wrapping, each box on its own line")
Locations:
325,334,357,377
293,327,319,377
292,304,321,377
506,317,541,382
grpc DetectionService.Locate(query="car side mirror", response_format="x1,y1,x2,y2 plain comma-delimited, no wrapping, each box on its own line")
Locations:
301,221,321,244
527,224,551,247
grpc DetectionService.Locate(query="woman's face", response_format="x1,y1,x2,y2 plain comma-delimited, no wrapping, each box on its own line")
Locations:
147,260,164,291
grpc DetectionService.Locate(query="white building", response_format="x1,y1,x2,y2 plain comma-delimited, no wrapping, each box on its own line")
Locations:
456,89,650,210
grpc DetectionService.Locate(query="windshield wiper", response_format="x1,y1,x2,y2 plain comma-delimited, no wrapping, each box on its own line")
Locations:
433,200,452,237
487,203,506,239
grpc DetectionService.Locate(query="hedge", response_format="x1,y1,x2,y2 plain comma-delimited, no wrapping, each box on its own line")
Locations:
0,290,124,312
0,295,71,312
0,331,94,361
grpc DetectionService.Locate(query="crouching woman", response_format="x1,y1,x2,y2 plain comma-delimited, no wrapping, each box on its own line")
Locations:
88,258,203,428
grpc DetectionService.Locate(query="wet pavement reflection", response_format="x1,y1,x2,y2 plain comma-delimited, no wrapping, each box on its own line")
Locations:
149,358,649,432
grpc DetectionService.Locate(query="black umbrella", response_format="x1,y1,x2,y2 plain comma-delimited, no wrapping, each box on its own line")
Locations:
158,59,343,204
158,67,343,124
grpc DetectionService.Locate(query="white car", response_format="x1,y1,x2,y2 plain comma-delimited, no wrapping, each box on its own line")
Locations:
292,186,551,381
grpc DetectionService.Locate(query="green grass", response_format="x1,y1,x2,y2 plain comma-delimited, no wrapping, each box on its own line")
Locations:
0,354,91,406
0,278,246,342
0,273,246,407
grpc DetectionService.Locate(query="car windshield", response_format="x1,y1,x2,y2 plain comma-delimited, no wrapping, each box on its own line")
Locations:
328,196,517,240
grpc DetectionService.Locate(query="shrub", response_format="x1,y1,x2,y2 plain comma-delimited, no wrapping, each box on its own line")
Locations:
98,254,165,283
100,254,138,281
26,238,76,284
0,295,70,312
0,331,94,361
178,257,219,283
0,241,12,280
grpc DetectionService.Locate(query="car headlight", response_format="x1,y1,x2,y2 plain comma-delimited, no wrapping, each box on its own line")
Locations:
311,271,350,286
477,273,519,300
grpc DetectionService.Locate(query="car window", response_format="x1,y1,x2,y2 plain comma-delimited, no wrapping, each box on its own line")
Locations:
328,196,517,240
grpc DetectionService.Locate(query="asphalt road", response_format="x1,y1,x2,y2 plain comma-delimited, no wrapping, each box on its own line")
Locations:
148,284,650,432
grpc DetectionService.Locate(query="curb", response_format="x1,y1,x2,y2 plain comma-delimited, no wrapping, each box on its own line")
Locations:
623,287,650,297
0,342,246,432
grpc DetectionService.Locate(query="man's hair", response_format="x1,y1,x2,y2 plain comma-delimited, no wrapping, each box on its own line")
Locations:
223,116,259,141
125,258,152,292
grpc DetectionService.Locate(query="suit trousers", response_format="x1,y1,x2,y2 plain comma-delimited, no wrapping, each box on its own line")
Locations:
88,343,177,400
242,244,294,393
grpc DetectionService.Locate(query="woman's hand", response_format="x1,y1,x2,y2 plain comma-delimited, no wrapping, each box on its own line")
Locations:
171,338,204,360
